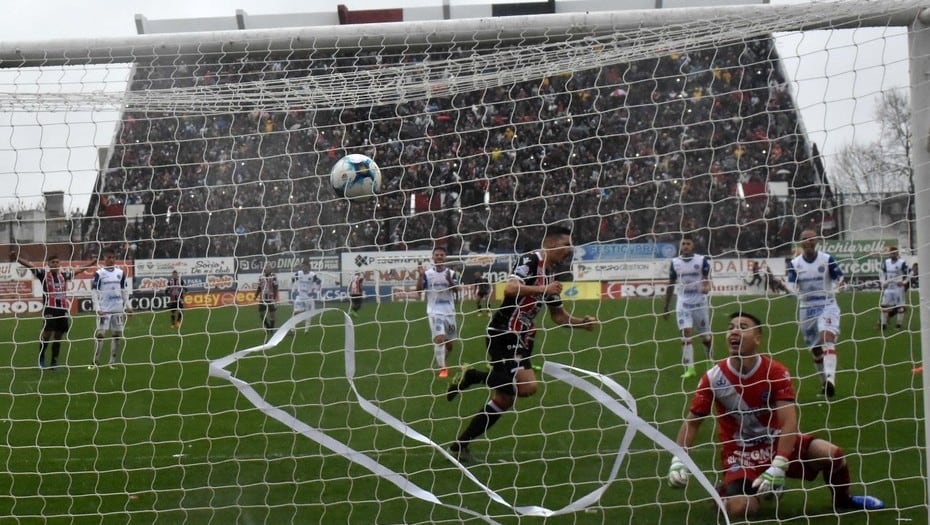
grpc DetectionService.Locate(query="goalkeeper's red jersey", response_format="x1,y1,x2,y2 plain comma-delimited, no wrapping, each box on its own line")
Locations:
690,355,796,451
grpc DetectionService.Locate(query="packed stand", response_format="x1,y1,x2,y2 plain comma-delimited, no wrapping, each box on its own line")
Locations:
92,36,832,259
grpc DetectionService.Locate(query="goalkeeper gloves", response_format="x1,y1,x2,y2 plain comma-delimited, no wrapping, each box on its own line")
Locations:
752,455,789,495
667,457,690,488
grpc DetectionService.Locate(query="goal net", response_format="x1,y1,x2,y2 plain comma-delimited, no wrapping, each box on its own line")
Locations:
0,0,926,523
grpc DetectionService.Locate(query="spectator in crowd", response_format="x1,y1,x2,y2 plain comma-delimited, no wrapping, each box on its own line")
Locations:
93,39,825,260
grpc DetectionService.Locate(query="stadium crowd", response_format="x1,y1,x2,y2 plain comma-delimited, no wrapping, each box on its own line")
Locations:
92,37,833,259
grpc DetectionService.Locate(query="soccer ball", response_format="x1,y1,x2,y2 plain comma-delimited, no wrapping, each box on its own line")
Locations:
330,154,382,199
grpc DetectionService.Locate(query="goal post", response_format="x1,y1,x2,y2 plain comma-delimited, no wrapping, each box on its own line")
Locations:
908,11,930,515
0,0,928,522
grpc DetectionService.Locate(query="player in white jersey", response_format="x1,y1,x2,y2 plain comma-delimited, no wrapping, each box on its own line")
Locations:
90,249,132,369
785,229,845,398
416,247,460,378
879,246,908,331
291,261,322,334
663,236,713,379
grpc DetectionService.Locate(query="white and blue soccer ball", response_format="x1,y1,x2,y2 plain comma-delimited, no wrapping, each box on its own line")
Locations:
330,154,382,199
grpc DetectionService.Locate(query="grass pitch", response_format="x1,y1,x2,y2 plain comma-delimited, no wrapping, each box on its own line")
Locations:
0,293,924,524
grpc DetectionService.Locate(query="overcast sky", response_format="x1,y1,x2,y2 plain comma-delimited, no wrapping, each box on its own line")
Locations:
0,0,910,213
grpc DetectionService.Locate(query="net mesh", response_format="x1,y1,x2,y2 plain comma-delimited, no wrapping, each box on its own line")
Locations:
0,1,925,523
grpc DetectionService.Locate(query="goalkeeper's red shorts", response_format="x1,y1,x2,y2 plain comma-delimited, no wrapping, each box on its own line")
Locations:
720,433,817,487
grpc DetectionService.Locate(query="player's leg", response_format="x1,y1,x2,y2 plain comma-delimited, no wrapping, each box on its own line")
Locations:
440,316,459,378
267,305,277,335
304,301,314,332
91,315,109,368
818,305,841,397
722,479,761,519
718,452,765,519
451,366,530,463
447,334,494,401
799,311,826,390
38,322,52,369
108,314,127,366
694,307,713,360
291,302,306,335
677,310,696,378
449,334,529,462
801,437,885,510
49,315,69,369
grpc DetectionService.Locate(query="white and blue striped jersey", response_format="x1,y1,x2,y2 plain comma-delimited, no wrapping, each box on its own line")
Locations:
786,252,843,307
669,254,711,309
421,266,458,316
92,266,130,313
293,270,322,301
882,257,909,288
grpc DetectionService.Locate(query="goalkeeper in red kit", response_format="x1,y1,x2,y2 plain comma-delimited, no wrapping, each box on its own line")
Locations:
667,311,884,519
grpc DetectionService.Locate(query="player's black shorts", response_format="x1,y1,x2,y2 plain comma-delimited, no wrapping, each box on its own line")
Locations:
485,330,534,396
167,300,183,311
42,308,70,334
350,295,362,308
258,303,277,315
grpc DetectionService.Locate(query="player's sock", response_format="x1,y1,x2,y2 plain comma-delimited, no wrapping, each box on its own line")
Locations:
812,348,825,383
110,338,120,364
93,339,105,365
880,311,888,328
681,341,694,368
457,400,504,443
823,345,838,385
825,446,853,506
434,345,447,369
50,341,61,367
38,340,48,367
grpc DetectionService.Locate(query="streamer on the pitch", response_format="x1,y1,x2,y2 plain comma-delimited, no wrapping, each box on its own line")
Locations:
208,308,729,523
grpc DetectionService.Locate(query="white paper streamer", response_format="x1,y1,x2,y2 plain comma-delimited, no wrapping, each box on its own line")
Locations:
208,308,730,523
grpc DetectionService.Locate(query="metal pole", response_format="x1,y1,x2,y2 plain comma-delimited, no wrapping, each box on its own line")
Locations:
908,9,930,517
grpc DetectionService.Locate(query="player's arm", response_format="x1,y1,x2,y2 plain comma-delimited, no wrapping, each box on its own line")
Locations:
120,274,133,314
663,263,676,319
668,411,705,488
73,259,97,275
415,263,426,292
827,255,845,289
503,275,559,298
91,272,102,314
783,261,798,295
11,250,32,268
701,258,712,294
549,305,597,331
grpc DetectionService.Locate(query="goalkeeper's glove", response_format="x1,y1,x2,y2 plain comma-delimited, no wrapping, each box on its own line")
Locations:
668,457,690,488
752,455,789,495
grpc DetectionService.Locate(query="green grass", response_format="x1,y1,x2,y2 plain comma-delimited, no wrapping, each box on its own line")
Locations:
0,293,925,524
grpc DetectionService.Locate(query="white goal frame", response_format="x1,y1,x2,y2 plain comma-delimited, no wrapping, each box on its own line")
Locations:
1,0,928,519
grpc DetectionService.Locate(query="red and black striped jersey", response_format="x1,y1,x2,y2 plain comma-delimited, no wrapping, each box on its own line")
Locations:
30,268,71,311
488,251,562,335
